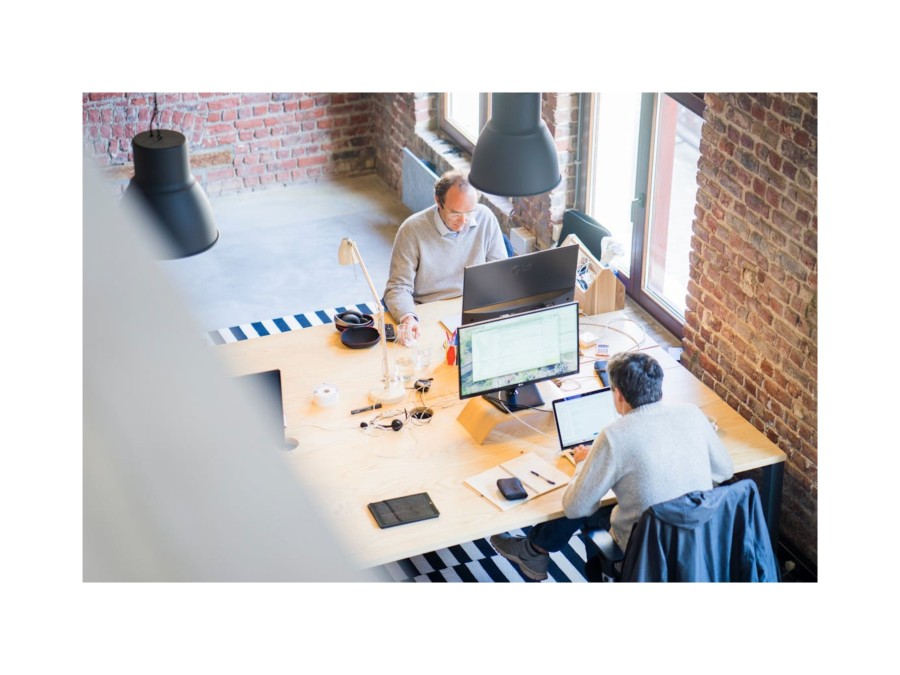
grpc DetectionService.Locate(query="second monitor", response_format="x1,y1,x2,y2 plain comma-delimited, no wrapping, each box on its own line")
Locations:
461,244,579,325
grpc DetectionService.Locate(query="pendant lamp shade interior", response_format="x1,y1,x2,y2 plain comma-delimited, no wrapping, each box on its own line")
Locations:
125,129,219,259
468,93,561,197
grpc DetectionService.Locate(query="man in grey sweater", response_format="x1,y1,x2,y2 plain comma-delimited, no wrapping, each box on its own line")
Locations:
383,170,507,343
491,351,734,581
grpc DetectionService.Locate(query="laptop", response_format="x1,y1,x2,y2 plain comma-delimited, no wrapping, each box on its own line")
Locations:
552,387,618,464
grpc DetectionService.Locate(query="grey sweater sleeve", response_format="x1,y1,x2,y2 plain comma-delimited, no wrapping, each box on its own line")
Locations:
562,432,617,519
383,222,419,321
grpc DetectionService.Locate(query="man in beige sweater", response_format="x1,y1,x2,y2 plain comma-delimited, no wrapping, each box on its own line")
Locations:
491,351,734,581
383,170,507,344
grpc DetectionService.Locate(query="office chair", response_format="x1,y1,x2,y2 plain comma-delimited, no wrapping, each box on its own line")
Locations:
502,231,515,257
555,209,612,261
583,479,780,582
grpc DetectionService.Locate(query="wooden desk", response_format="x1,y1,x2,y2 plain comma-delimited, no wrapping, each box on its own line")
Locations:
216,299,786,569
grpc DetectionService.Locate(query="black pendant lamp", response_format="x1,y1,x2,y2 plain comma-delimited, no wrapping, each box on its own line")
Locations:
468,93,562,197
124,95,218,259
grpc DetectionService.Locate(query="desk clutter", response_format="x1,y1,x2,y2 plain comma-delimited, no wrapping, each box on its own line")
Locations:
464,451,570,511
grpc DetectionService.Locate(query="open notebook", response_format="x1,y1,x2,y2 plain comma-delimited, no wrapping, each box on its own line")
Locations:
464,451,570,511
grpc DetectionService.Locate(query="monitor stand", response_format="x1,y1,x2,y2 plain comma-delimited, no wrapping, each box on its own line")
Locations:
483,384,544,413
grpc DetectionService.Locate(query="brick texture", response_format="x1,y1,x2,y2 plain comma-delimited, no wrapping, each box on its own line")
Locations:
512,93,579,248
82,93,376,196
684,93,818,565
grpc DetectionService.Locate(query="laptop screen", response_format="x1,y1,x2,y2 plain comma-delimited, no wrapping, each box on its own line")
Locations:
552,387,618,451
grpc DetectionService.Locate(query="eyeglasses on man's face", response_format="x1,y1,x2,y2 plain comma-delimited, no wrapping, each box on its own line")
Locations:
444,207,476,222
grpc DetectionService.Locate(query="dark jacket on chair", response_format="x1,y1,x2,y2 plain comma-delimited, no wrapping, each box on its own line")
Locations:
621,479,779,582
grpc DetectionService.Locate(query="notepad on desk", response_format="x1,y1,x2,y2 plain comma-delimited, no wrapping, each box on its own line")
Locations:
464,451,570,511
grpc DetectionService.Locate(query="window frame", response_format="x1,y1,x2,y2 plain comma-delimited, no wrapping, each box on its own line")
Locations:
580,92,706,340
437,93,490,154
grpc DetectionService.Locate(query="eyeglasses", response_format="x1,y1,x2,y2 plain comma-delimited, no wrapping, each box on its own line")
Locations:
444,207,476,222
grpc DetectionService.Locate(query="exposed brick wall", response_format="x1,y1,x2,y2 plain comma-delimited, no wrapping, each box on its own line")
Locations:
370,93,436,195
684,93,818,564
82,93,376,197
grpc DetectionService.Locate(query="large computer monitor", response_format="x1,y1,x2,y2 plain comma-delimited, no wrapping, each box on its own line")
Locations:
461,244,579,325
457,301,580,413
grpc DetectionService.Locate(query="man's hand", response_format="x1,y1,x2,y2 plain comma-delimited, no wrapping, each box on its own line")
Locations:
398,315,420,346
572,444,590,464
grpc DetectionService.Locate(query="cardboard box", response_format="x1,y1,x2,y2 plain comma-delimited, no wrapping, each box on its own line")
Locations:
561,234,625,314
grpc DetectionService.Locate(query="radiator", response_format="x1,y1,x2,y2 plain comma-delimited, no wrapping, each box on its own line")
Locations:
402,148,439,214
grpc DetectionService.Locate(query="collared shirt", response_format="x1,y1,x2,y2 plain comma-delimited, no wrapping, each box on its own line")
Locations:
431,207,473,240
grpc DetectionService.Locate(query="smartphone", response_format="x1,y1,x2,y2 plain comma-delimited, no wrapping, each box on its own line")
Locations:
384,324,396,341
594,360,609,387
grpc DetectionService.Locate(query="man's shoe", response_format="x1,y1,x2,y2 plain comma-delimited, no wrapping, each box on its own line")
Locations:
489,533,550,581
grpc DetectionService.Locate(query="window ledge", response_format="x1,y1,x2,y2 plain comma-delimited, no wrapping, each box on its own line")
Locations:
417,129,513,219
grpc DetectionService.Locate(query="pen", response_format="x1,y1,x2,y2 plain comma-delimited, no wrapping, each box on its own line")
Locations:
531,470,556,485
351,403,383,415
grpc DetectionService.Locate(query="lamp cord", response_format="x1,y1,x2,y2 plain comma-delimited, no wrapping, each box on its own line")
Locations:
150,93,161,139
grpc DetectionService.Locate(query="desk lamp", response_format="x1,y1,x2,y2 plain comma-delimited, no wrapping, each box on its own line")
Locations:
338,237,405,404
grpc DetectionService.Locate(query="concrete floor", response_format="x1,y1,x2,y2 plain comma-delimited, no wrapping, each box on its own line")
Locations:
160,174,410,332
158,172,680,353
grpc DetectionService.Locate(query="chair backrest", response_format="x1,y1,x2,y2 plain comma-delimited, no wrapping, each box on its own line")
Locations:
556,209,612,261
620,479,779,582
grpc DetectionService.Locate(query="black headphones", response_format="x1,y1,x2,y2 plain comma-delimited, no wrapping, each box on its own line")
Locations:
360,409,409,432
360,419,403,431
337,310,365,325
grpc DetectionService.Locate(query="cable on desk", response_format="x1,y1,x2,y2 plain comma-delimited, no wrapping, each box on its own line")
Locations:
556,379,582,392
579,316,646,351
497,400,555,438
409,387,433,425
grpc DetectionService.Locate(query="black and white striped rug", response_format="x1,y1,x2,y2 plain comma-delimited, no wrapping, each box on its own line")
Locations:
211,306,590,582
376,526,591,583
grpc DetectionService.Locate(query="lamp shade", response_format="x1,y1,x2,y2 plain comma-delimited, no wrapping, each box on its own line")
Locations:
125,129,218,259
468,93,562,197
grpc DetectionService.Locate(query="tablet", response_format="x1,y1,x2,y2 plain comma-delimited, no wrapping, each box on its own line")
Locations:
367,492,440,529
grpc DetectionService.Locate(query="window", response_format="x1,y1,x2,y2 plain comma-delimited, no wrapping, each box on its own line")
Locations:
439,93,490,153
584,93,705,338
585,93,642,277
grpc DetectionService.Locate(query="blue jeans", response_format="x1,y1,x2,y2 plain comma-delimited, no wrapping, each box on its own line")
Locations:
528,505,614,552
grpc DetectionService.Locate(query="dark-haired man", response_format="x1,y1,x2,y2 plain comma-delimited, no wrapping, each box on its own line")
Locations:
383,169,507,345
490,351,734,581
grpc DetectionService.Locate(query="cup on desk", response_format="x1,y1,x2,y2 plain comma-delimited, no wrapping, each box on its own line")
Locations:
415,344,433,374
396,355,415,384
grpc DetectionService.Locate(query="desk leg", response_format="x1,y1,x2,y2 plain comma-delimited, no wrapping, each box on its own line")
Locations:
759,463,784,548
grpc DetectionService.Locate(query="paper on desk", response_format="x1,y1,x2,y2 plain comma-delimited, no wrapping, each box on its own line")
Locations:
464,451,570,511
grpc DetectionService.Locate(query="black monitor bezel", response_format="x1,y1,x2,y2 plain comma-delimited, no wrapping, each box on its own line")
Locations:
461,245,579,325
